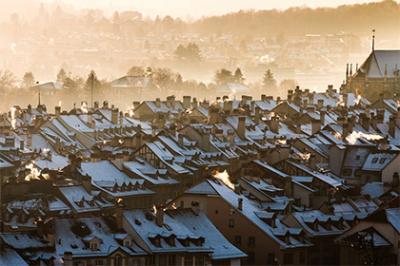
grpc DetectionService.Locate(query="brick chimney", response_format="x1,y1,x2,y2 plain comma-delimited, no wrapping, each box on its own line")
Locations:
55,106,61,116
223,100,233,114
183,96,191,109
111,108,119,124
317,99,324,110
237,116,246,139
311,118,321,135
389,115,396,137
269,116,279,134
155,98,161,108
156,206,164,227
103,101,109,109
254,107,261,124
238,197,243,211
192,98,198,108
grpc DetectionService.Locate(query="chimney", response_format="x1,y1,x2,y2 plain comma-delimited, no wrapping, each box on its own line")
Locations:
377,109,385,124
183,96,191,109
261,94,267,101
254,107,261,124
343,94,348,108
223,100,233,114
63,252,73,266
192,98,198,108
317,99,324,110
208,105,220,124
311,119,321,135
19,140,24,151
111,108,119,124
103,101,109,109
389,115,396,137
55,106,61,116
320,110,326,126
396,107,400,128
167,95,176,108
178,133,184,146
133,101,140,110
237,116,246,139
94,101,99,109
360,113,370,131
156,206,164,227
238,197,243,211
269,116,279,134
155,98,161,108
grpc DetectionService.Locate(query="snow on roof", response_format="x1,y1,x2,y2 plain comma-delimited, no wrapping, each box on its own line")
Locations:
185,181,218,195
123,209,212,254
206,179,312,249
366,50,400,78
59,115,94,133
386,208,400,233
55,217,144,258
167,209,247,260
58,185,104,213
293,210,350,237
0,248,28,266
34,154,69,171
361,182,385,198
123,160,179,186
361,153,396,171
0,232,52,249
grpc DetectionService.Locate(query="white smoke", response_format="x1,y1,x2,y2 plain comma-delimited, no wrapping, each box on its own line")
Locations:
10,107,17,129
336,95,345,107
346,131,383,145
354,94,362,106
81,102,88,114
212,169,235,189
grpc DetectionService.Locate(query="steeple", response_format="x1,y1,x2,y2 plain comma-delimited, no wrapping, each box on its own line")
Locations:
372,29,375,51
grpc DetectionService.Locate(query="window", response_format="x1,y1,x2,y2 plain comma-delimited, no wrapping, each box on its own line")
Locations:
234,235,242,246
184,255,193,266
191,201,199,207
95,259,104,266
283,253,294,265
247,252,255,264
248,236,256,247
355,155,361,160
114,256,123,266
342,168,352,176
168,255,176,266
372,158,378,164
228,218,235,228
299,251,306,264
267,253,276,265
89,242,98,250
196,255,205,266
215,209,219,214
379,158,386,164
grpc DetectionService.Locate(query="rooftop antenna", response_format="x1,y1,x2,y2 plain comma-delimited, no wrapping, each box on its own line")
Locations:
37,81,41,107
372,29,376,51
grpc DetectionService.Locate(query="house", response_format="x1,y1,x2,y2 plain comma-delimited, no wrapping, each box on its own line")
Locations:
335,207,400,265
173,179,312,265
343,50,400,100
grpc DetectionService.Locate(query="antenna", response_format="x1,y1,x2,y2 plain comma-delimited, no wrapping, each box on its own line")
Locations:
372,29,376,51
37,81,41,107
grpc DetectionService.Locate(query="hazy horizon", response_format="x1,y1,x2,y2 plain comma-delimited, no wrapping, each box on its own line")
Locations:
2,0,395,20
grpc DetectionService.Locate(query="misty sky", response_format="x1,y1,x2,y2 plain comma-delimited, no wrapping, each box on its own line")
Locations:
39,0,385,18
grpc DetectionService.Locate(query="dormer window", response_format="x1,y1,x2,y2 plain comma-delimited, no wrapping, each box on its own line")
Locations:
90,241,98,251
123,239,131,247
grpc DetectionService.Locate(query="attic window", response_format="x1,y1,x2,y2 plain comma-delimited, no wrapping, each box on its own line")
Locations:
90,241,98,251
372,158,378,164
379,158,386,164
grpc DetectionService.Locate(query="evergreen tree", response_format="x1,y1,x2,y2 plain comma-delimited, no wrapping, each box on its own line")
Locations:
263,69,277,90
234,67,244,83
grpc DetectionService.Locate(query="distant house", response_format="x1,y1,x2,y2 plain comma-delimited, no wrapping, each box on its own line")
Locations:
111,75,153,102
32,82,63,96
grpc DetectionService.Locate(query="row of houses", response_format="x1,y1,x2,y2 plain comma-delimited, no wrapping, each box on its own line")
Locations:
0,86,399,265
